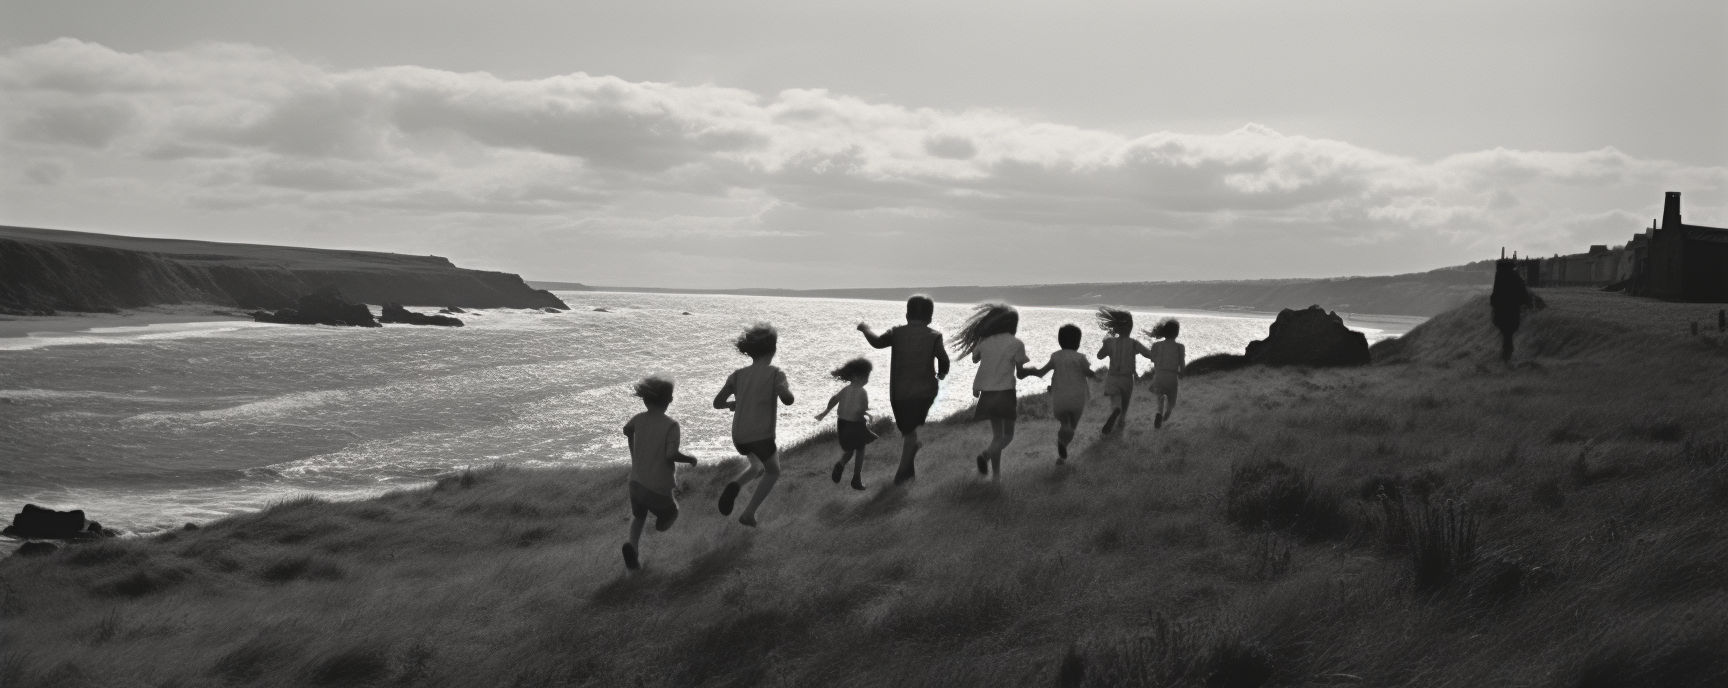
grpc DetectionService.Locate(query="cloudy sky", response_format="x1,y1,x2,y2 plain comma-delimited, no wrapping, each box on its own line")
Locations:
2,0,1723,288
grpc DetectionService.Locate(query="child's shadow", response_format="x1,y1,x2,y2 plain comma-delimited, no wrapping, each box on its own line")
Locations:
588,536,755,606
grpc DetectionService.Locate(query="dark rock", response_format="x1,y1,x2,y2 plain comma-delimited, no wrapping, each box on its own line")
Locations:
440,305,467,313
251,286,381,327
183,522,200,531
1245,305,1370,367
1186,353,1253,376
16,542,58,556
682,311,692,315
593,307,610,313
3,504,115,540
379,303,464,327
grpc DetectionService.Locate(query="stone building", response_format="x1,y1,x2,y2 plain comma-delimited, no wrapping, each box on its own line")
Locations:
1635,192,1728,301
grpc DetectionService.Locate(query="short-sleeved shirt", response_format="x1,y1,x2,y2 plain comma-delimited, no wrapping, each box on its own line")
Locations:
1098,335,1151,377
1150,340,1186,373
972,334,1029,392
878,325,948,400
719,364,789,443
836,384,869,422
623,411,681,496
1046,349,1092,403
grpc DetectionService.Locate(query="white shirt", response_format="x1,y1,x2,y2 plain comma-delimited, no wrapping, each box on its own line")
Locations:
972,333,1029,392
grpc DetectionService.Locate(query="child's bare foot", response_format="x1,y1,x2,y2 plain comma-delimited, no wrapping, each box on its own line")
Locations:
622,543,639,570
1057,443,1068,461
738,513,758,527
831,461,845,483
976,453,989,476
851,475,866,491
718,482,741,515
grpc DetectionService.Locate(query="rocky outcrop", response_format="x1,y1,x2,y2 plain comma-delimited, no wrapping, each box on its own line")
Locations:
15,542,58,556
3,504,117,540
0,225,569,314
1185,353,1253,376
380,303,464,327
1245,305,1371,367
252,287,380,327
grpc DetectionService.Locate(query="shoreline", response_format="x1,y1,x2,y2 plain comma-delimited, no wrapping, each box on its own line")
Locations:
0,304,254,339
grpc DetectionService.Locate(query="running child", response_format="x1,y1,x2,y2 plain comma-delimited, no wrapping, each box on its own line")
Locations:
620,375,698,570
1145,318,1186,429
1024,324,1097,462
814,357,876,490
954,302,1033,479
713,323,795,526
1095,306,1152,434
858,295,950,484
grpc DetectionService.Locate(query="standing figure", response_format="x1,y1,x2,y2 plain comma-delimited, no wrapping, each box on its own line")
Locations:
1095,307,1152,434
815,357,877,490
859,295,950,484
1146,318,1186,429
621,375,698,570
954,303,1033,479
1490,259,1533,363
1023,324,1097,463
714,323,795,526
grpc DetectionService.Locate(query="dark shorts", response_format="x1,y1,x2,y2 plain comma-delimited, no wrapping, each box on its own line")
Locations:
734,438,778,460
629,481,679,528
891,396,936,434
974,389,1018,421
837,418,878,451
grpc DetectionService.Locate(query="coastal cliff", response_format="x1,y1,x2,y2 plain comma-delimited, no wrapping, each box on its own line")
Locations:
0,225,568,313
538,262,1495,318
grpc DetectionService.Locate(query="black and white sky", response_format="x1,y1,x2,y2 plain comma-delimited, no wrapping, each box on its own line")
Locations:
2,0,1724,288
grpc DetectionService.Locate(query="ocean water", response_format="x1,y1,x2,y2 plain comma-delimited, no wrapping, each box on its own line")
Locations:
0,292,1410,534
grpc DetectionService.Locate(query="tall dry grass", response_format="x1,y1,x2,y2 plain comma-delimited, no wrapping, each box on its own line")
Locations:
2,287,1726,687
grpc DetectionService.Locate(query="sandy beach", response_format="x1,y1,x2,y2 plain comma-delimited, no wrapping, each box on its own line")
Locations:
0,304,254,339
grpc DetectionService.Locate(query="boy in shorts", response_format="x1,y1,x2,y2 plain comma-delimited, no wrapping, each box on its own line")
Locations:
1095,307,1152,434
1148,318,1186,429
858,295,950,484
621,375,698,570
714,323,795,526
1025,324,1097,462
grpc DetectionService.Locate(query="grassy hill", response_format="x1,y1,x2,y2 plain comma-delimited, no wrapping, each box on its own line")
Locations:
2,289,1726,687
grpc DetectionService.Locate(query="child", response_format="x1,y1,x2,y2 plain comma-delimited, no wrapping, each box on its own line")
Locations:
1095,306,1152,435
858,295,950,484
953,303,1033,479
1024,324,1097,462
814,357,876,490
621,375,698,570
713,323,795,526
1146,318,1186,429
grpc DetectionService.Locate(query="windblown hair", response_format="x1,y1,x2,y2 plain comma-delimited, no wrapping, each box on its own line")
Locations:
1095,306,1134,334
1146,318,1180,340
906,295,935,322
733,323,779,357
952,302,1019,357
633,375,675,407
830,357,874,382
1057,323,1082,350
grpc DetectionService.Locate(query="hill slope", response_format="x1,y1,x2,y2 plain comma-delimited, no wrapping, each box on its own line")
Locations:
0,225,568,313
1,289,1725,687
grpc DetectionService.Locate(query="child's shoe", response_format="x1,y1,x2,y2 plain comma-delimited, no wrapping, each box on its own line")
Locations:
622,543,640,570
976,453,989,476
831,461,846,483
1154,413,1163,429
851,475,866,491
718,482,741,515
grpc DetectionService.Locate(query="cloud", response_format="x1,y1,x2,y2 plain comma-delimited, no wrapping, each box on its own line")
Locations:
1,38,1724,285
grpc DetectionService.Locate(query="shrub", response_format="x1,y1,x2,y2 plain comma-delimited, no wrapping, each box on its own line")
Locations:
1225,459,1344,538
1408,501,1479,592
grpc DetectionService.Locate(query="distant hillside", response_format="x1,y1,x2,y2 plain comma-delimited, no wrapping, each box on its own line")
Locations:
1,226,568,314
533,262,1495,317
